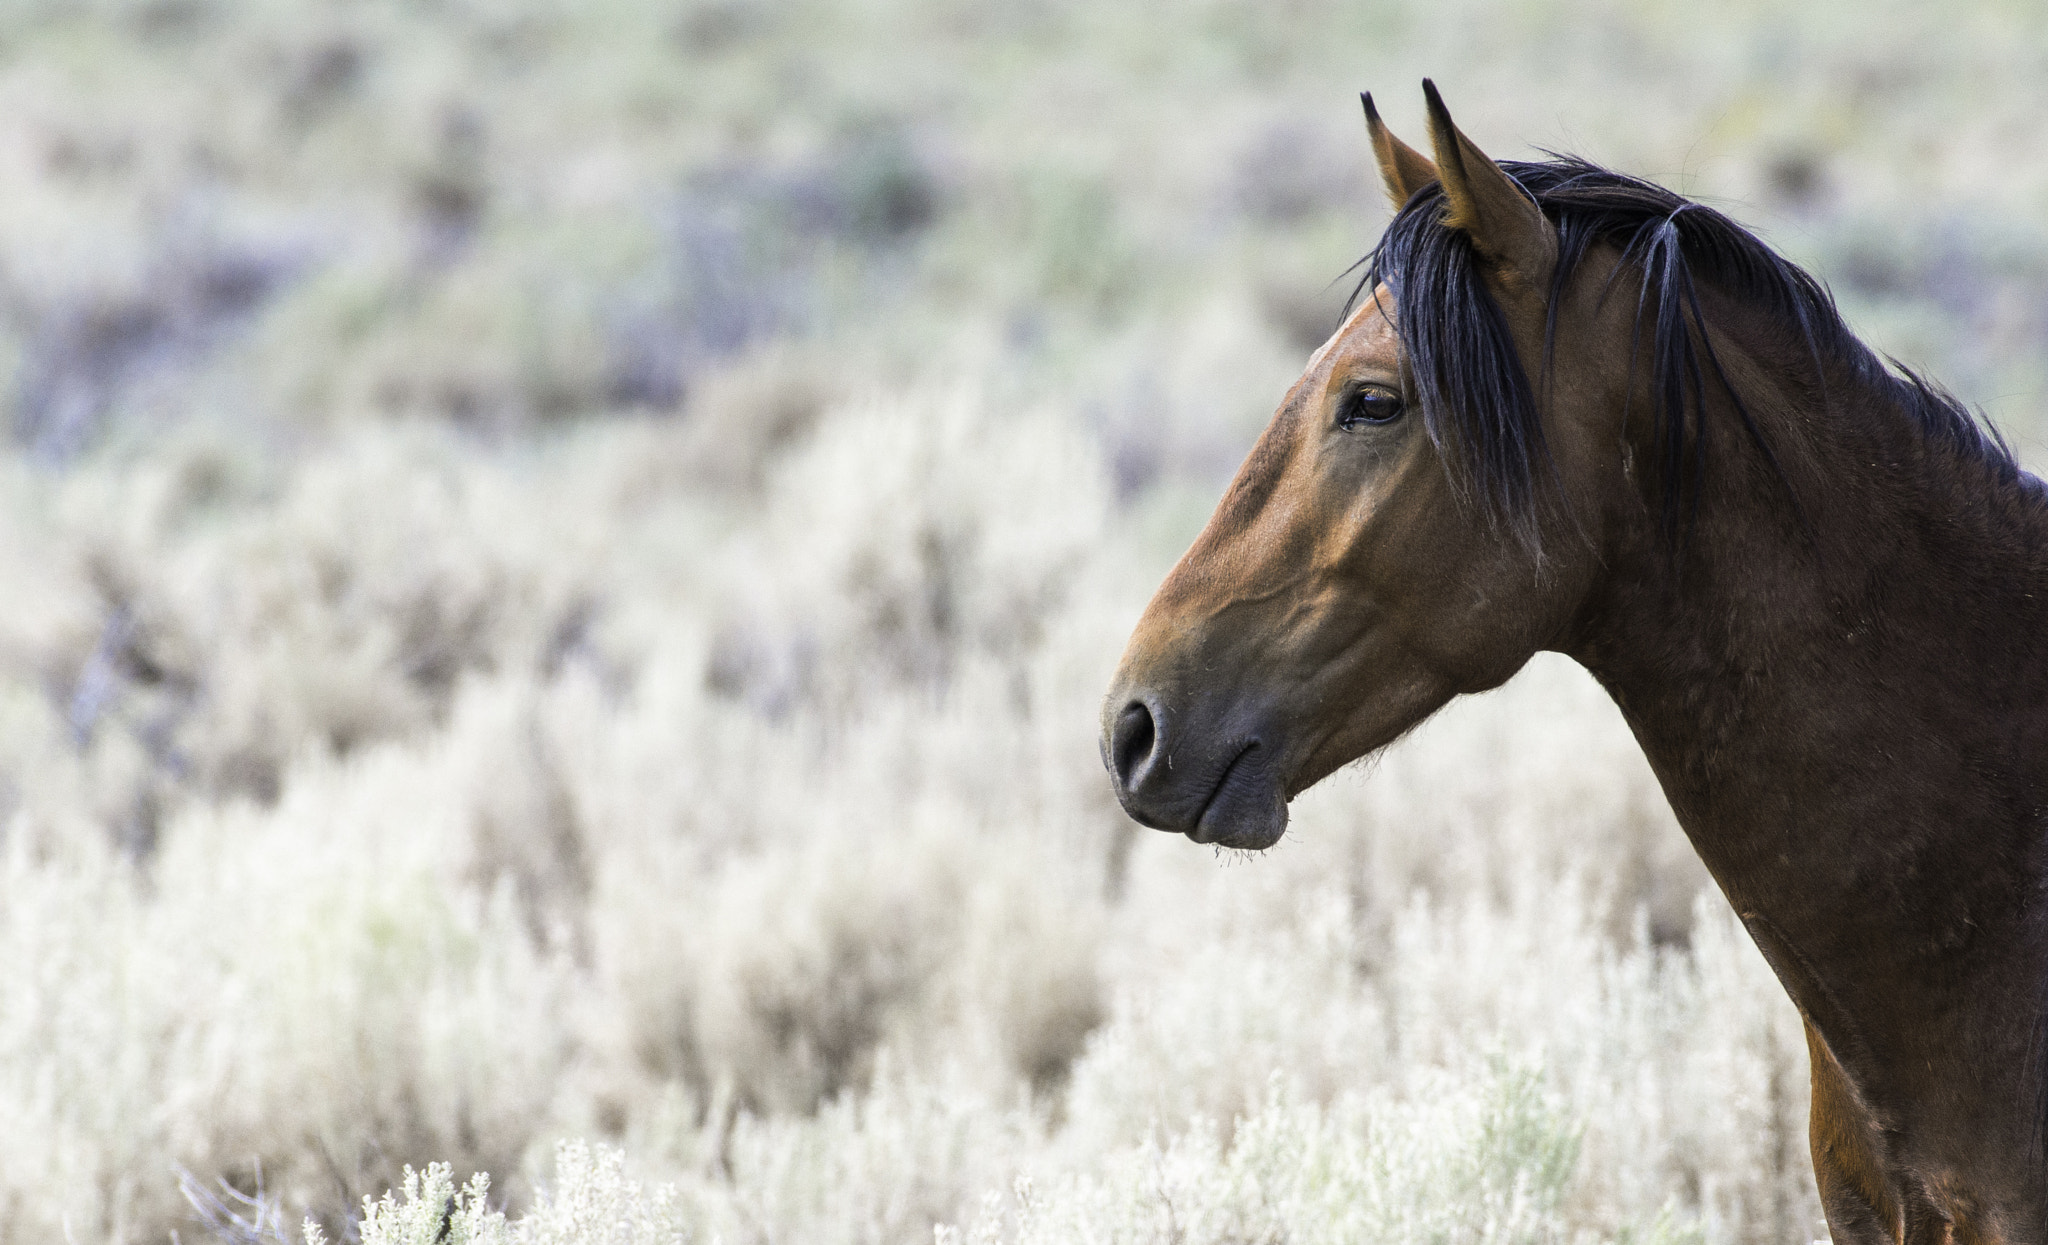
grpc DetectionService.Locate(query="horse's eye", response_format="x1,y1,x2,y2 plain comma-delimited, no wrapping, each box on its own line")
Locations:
1337,387,1405,430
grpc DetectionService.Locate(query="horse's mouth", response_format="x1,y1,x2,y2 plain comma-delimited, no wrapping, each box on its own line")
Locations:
1187,741,1289,850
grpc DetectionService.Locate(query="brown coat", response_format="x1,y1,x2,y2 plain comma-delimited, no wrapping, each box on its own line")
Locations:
1104,83,2048,1243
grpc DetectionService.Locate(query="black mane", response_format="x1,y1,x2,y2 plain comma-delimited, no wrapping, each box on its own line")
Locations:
1354,156,2021,544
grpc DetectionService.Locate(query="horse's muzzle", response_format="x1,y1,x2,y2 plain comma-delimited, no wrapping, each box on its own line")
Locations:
1103,696,1289,850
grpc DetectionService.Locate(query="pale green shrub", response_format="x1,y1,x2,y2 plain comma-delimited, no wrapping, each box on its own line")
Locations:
348,1072,1683,1245
344,1143,687,1245
345,1164,509,1245
984,1067,1596,1245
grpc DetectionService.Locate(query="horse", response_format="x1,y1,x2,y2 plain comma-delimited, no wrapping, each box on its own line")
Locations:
1100,81,2048,1244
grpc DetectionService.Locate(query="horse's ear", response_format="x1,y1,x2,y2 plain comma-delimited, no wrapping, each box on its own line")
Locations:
1420,79,1556,285
1362,92,1436,210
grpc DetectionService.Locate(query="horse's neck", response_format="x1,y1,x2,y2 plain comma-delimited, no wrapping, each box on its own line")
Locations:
1569,349,2048,991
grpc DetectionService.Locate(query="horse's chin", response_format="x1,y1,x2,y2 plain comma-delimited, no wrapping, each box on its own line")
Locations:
1186,745,1290,850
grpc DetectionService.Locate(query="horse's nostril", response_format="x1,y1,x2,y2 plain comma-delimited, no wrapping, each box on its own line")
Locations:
1111,701,1158,789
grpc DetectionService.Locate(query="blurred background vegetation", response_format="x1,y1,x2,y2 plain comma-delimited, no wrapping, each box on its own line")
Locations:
3,1,2046,1242
9,0,2048,484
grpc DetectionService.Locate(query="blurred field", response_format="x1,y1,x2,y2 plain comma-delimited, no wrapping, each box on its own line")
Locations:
3,1,2047,1241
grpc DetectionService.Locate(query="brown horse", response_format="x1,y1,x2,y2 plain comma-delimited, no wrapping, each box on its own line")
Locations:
1102,82,2048,1244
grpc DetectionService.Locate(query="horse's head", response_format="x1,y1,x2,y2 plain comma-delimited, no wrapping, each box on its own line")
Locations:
1103,83,1646,849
